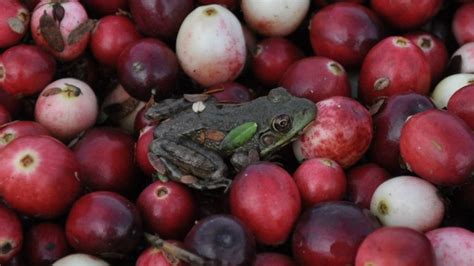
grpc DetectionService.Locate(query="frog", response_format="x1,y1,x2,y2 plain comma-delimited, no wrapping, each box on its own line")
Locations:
145,87,316,190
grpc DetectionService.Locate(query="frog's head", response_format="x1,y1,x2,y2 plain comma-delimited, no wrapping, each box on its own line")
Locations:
257,87,316,158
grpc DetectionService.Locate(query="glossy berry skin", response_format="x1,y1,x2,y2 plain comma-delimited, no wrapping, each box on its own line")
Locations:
355,227,435,266
130,0,194,41
346,163,390,209
135,126,156,177
404,32,449,83
184,214,256,265
280,57,351,103
0,120,50,151
452,3,474,45
251,37,304,87
367,93,435,174
24,223,71,266
293,96,373,168
0,205,23,264
293,158,347,208
176,5,246,87
371,0,442,30
90,15,142,68
136,180,197,240
230,162,301,246
400,109,474,186
117,38,179,101
34,78,99,142
0,44,56,97
72,127,138,194
309,3,385,68
358,36,431,105
426,227,474,266
0,135,82,219
65,191,143,258
447,84,474,130
292,201,380,266
370,176,445,232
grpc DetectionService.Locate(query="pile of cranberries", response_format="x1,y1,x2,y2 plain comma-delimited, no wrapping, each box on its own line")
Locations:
0,0,474,265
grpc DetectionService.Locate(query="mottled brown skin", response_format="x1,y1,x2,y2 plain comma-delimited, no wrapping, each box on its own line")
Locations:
146,87,316,189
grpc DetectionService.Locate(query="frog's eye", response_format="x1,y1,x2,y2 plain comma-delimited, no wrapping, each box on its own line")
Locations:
272,114,292,133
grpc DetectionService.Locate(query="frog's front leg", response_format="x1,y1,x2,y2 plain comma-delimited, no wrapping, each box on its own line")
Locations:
149,137,231,189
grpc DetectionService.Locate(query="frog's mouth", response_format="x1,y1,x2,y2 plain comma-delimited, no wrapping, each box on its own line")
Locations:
260,105,316,158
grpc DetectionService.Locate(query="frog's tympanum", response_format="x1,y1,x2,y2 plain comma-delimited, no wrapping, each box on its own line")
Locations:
146,87,316,189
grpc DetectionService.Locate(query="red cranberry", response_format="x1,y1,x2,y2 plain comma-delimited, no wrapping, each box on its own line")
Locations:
447,84,474,130
65,191,143,258
129,0,194,41
117,38,179,101
0,44,56,97
0,0,29,48
280,57,351,103
371,0,442,30
24,223,71,266
346,163,390,209
0,205,23,264
72,127,139,195
452,3,474,45
251,37,304,87
90,15,142,67
404,32,449,83
137,180,197,240
309,3,385,68
292,201,380,266
359,36,431,105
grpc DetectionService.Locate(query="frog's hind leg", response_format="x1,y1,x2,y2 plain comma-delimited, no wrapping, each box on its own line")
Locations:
149,137,230,189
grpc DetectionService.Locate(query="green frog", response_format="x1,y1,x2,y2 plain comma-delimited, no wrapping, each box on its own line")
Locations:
146,87,316,190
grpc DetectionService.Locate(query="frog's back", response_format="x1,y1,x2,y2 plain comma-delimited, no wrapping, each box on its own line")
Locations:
153,103,250,138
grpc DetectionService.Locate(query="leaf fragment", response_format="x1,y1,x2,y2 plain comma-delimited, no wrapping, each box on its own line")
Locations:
7,17,25,34
220,122,258,152
67,19,96,45
39,10,65,52
41,87,62,97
